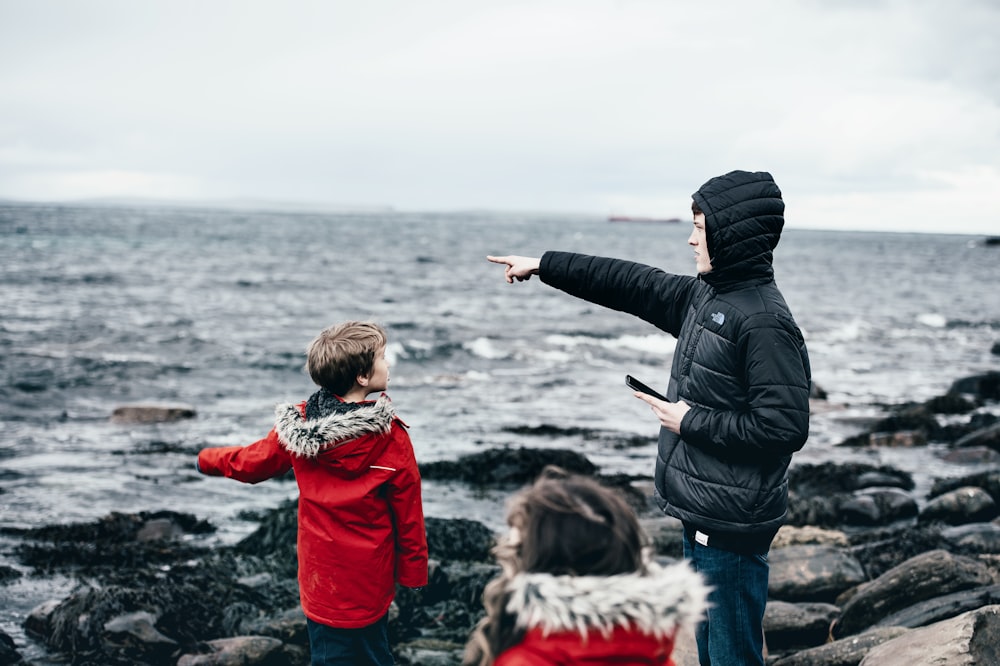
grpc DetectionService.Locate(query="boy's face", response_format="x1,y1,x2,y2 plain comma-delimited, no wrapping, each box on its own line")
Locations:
363,345,390,394
688,212,713,274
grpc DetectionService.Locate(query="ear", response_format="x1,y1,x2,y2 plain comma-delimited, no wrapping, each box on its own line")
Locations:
356,372,371,387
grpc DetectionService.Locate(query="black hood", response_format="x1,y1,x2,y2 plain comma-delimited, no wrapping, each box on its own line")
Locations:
691,170,784,291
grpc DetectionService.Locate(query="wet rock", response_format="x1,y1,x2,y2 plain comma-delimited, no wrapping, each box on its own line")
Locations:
176,635,284,665
949,371,1000,403
763,600,839,652
839,488,918,527
954,422,1000,452
102,610,179,663
396,638,466,666
419,447,597,486
425,516,496,562
874,583,1000,630
0,564,21,584
833,549,993,638
941,523,1000,554
930,469,1000,504
939,446,1000,464
847,523,945,579
789,462,914,497
923,392,978,415
23,599,59,640
859,604,1000,665
770,626,908,666
0,629,24,664
111,403,197,424
642,515,685,559
919,486,998,525
769,545,867,603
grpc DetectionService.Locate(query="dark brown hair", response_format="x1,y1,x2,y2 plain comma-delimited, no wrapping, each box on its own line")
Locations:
463,466,647,665
305,321,386,395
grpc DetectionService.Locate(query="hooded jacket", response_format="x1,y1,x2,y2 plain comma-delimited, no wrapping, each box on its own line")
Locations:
540,171,810,542
197,392,428,628
493,560,708,666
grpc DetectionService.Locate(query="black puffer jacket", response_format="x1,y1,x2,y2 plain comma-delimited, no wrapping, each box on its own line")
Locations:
540,170,810,540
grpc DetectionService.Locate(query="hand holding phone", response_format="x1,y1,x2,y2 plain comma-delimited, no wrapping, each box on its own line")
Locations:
626,374,667,402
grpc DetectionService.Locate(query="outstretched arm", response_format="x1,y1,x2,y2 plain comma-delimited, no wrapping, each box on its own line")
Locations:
486,255,540,283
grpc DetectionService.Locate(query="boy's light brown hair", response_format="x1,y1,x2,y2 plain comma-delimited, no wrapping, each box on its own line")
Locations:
306,321,387,396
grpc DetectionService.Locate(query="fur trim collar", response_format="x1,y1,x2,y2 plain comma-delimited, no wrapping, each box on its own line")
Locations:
504,559,708,640
274,394,396,457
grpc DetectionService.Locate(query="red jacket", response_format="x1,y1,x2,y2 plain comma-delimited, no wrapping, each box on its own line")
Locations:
493,561,708,666
197,394,427,628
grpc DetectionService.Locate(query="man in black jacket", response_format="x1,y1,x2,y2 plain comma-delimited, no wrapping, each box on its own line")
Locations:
487,170,811,666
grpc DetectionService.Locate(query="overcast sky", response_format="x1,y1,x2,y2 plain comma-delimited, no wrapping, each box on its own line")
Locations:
1,0,998,234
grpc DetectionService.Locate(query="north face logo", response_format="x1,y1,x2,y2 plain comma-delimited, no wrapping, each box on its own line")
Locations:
711,312,725,325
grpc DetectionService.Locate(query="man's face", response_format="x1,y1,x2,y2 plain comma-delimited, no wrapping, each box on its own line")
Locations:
688,212,712,274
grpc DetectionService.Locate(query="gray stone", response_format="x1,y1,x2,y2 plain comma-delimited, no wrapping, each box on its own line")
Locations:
839,488,918,526
942,522,1000,553
834,549,992,637
769,545,867,603
919,486,998,525
176,636,284,665
763,600,839,651
874,583,1000,630
859,604,1000,665
770,626,908,666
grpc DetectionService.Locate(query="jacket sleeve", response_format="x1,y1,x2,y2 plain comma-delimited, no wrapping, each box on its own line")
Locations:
540,251,698,337
385,425,428,587
196,428,293,483
681,314,810,458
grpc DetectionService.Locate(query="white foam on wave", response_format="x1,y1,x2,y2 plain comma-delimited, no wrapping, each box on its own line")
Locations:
544,333,676,355
916,313,947,328
464,337,508,360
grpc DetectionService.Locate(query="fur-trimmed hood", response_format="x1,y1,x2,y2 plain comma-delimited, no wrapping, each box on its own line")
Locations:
274,394,396,459
503,559,709,640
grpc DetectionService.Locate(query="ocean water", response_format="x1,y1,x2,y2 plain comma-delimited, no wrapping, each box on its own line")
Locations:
1,203,999,647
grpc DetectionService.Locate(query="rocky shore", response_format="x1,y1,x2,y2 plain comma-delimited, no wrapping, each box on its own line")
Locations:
2,370,999,666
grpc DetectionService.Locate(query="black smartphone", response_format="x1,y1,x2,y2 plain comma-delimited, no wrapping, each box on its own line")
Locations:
626,374,667,401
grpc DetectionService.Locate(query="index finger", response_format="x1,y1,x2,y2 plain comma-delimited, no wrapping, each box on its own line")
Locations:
486,255,509,265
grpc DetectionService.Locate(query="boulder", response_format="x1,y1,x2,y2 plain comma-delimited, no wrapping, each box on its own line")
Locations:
874,584,1000,630
418,447,597,486
941,523,1000,554
176,636,284,666
859,604,1000,665
0,629,24,665
833,549,993,638
930,470,1000,504
919,486,997,525
102,610,179,662
949,371,1000,403
770,626,908,666
769,545,867,603
425,516,496,562
772,525,849,549
839,488,917,527
110,403,196,424
763,600,839,652
954,422,1000,452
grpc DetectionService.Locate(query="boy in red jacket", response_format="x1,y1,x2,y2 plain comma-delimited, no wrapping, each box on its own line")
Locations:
197,321,428,665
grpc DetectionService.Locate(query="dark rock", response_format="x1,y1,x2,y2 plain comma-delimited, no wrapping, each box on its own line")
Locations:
809,382,828,400
949,371,1000,403
763,600,839,652
992,341,1000,355
110,403,197,424
176,635,284,665
768,545,867,603
859,604,1000,665
930,470,1000,504
101,610,179,664
425,516,496,562
770,626,908,666
839,488,918,527
923,392,978,415
23,599,59,640
848,524,945,579
833,549,993,638
0,564,21,584
919,486,998,525
954,422,1000,452
419,447,597,486
941,523,1000,554
867,430,927,447
789,462,913,498
874,584,1000,630
0,629,24,665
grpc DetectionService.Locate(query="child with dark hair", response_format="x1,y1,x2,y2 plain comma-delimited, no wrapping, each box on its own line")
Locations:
197,321,427,666
464,466,708,666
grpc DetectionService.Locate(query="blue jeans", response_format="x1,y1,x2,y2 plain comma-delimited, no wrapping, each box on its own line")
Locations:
683,531,769,666
306,616,394,666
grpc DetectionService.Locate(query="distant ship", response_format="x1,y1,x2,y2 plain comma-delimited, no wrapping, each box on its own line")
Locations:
608,215,682,223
